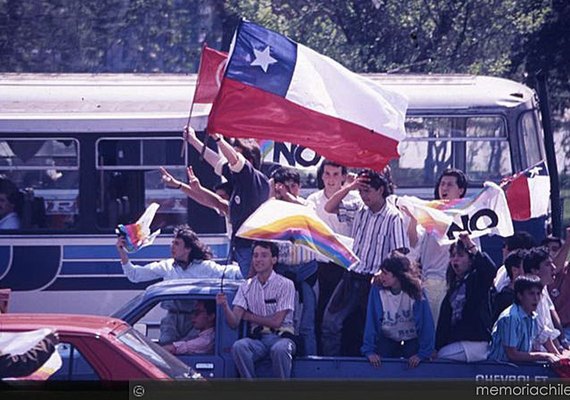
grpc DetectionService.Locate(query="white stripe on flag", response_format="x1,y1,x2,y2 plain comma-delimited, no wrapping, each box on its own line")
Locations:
286,44,408,141
528,176,550,218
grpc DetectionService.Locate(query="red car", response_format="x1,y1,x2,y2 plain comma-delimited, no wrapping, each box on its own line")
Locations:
0,313,200,381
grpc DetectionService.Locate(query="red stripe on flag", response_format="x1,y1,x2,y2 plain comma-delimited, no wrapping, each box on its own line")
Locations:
194,47,228,104
208,78,399,171
506,174,531,221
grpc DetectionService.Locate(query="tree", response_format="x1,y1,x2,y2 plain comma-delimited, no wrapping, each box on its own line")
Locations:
224,0,550,77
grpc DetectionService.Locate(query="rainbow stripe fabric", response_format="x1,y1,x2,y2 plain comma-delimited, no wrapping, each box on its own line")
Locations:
115,203,161,253
396,182,513,245
116,223,145,253
236,199,359,269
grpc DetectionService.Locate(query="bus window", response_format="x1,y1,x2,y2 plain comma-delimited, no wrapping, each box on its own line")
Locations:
390,116,511,188
0,138,79,230
95,137,189,231
519,111,544,167
465,116,512,181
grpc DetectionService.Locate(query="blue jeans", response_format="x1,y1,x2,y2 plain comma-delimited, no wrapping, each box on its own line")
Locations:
233,244,253,278
275,261,318,356
231,333,296,379
377,337,419,358
321,271,371,356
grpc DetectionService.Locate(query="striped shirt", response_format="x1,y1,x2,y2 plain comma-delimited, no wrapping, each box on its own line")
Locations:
277,242,316,265
488,304,537,362
233,271,295,330
350,202,409,275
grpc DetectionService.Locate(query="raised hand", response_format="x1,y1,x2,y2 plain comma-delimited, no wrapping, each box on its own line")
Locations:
160,167,181,189
183,125,198,143
186,166,201,190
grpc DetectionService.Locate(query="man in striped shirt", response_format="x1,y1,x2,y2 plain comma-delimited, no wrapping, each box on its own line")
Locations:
216,241,296,379
322,169,409,356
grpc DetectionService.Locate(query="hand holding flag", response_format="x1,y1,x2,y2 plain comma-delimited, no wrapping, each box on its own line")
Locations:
397,181,514,245
115,203,161,253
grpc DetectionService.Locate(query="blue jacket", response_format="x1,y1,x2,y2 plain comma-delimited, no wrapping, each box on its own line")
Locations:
361,285,435,359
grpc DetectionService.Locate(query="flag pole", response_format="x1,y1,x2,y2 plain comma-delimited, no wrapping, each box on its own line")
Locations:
180,42,208,159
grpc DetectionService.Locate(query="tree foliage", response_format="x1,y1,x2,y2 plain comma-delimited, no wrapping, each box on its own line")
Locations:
225,0,550,77
0,0,225,72
0,0,568,113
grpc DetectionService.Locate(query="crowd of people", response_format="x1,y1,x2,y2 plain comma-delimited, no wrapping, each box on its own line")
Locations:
112,126,570,380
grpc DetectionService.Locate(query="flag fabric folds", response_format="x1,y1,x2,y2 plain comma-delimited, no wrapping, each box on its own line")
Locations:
235,199,359,269
115,203,161,253
208,20,408,171
397,182,514,245
502,160,550,221
0,328,62,380
190,45,228,130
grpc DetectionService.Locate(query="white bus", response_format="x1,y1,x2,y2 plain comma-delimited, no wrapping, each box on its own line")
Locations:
0,73,556,315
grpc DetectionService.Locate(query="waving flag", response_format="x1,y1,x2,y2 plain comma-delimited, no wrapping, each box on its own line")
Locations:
190,45,228,130
115,203,161,253
208,20,408,171
236,199,359,269
0,329,62,381
502,160,550,221
397,182,514,244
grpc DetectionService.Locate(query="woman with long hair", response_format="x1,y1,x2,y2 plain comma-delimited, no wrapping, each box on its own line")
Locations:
361,252,435,368
435,233,497,362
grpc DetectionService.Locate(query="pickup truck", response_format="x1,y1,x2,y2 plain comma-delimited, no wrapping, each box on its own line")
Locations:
111,278,557,381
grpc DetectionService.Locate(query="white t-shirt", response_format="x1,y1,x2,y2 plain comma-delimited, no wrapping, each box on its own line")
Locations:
533,286,560,349
416,230,481,282
379,289,417,341
306,189,362,237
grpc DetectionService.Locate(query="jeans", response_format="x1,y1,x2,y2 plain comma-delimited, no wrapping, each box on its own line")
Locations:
276,261,318,355
377,337,419,358
321,271,371,356
231,333,296,379
233,244,253,278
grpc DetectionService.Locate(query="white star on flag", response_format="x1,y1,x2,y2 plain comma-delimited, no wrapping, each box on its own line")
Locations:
250,46,277,73
528,166,542,178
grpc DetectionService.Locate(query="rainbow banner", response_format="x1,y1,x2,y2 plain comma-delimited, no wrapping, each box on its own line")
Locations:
397,181,513,245
115,202,161,253
236,199,359,269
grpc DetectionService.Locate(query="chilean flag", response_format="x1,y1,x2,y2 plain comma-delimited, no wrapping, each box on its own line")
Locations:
208,20,408,171
503,160,550,221
190,45,228,130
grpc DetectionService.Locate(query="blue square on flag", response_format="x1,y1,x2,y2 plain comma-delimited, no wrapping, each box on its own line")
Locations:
226,21,297,98
524,160,548,178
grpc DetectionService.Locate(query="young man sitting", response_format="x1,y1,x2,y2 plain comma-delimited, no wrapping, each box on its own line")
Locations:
163,300,216,355
216,241,296,379
488,275,559,363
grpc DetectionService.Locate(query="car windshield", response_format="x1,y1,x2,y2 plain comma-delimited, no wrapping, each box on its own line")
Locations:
117,327,201,380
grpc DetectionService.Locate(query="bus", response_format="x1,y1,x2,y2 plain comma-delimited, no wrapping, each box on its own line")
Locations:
0,73,556,315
